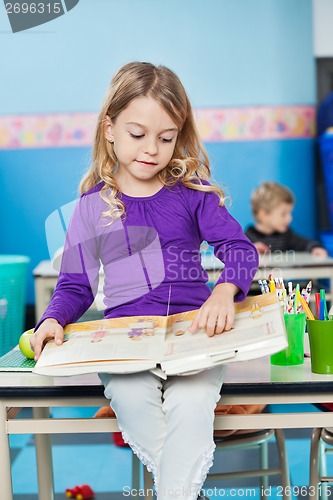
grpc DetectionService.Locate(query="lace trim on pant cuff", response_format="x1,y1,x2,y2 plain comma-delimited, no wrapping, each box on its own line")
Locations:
120,428,159,492
191,442,216,500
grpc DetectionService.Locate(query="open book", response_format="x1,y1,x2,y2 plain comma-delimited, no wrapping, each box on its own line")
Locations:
34,293,286,377
33,293,287,377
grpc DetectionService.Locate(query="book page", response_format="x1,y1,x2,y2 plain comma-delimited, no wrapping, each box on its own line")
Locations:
161,294,286,363
36,315,167,369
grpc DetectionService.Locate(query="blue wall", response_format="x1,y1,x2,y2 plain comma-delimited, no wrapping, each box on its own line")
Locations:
0,0,315,112
0,0,316,303
0,147,89,271
206,140,315,234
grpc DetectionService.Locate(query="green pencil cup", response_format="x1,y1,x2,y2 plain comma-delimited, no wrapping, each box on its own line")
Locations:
307,319,333,374
270,313,306,366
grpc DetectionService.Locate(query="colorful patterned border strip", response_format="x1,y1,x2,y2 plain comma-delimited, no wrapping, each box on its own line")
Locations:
0,106,315,150
195,105,315,142
0,113,96,150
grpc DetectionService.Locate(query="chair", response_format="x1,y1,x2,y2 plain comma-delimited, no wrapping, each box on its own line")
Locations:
310,427,333,500
204,405,290,500
206,428,290,500
141,404,291,500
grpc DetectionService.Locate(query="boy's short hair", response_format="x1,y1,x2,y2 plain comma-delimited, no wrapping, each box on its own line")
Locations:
251,182,295,219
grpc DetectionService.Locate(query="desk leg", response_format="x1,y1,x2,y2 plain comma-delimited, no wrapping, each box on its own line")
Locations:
33,407,55,500
0,402,13,500
309,428,322,500
143,467,154,500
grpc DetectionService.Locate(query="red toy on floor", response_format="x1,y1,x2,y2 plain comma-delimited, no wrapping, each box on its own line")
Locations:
65,484,95,499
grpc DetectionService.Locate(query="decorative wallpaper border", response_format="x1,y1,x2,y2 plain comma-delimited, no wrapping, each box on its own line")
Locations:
195,106,315,142
0,113,96,150
0,106,315,150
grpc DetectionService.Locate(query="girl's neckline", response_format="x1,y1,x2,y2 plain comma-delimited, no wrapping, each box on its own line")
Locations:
120,185,168,201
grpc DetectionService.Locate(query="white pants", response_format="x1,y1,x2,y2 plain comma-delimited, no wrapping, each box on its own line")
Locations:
100,366,224,500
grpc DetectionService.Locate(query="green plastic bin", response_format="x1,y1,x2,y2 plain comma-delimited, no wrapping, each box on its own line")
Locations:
0,256,30,355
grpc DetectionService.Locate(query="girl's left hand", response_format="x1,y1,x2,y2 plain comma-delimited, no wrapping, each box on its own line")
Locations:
188,283,239,337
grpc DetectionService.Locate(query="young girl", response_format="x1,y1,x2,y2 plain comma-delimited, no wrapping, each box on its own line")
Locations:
31,62,258,500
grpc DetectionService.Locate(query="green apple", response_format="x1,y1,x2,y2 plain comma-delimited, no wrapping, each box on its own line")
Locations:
19,329,35,359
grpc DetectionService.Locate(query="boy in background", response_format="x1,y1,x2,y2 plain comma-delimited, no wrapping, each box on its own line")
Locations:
245,181,327,256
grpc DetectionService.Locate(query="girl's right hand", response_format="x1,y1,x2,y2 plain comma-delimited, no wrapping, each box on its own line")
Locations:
30,318,64,361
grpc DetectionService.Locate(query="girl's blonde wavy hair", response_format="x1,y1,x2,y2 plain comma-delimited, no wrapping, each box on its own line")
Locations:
80,62,225,220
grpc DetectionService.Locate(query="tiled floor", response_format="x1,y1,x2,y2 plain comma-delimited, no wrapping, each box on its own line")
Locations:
9,404,332,499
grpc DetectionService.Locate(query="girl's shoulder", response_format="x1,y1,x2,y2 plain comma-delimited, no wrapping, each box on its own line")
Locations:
168,179,224,217
80,182,104,198
79,182,106,212
76,183,106,224
172,178,218,204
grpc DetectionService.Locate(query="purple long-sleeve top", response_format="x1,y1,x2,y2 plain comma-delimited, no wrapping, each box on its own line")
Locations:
37,181,259,328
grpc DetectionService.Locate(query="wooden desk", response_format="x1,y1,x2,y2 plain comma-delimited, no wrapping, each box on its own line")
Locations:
203,252,333,298
256,252,333,287
2,358,333,500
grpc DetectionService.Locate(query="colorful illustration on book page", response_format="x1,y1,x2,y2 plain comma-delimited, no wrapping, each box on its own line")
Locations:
250,303,262,319
127,319,158,341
